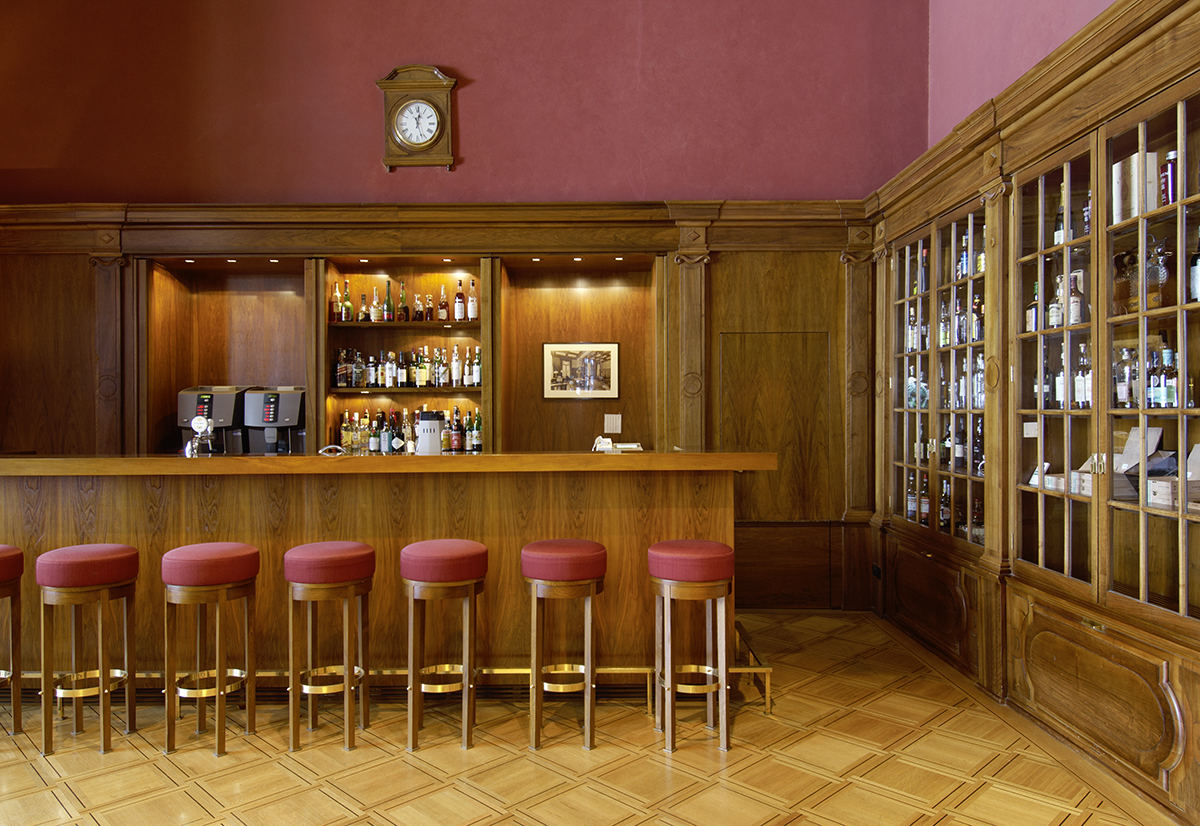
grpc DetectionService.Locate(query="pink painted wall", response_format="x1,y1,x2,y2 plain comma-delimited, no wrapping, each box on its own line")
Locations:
927,0,1116,147
0,0,928,204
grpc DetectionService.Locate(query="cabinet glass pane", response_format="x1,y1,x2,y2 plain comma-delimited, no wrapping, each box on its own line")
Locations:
1015,150,1095,584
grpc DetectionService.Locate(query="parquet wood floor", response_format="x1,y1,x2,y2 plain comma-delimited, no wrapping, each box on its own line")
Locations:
0,611,1183,826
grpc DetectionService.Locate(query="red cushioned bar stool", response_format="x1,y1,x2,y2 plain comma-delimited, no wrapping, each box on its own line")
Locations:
401,539,488,751
37,543,139,755
521,539,606,750
0,546,23,734
648,539,734,753
284,541,375,752
162,542,259,756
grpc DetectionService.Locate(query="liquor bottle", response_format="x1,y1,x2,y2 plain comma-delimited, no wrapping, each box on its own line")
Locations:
1145,242,1168,310
1188,235,1200,304
970,497,985,544
358,293,369,322
384,351,397,388
1053,183,1066,245
463,410,474,453
1026,280,1039,332
341,279,354,322
384,280,395,322
1073,341,1092,409
918,472,930,526
403,408,415,454
972,352,985,409
430,293,441,322
907,305,918,352
415,348,427,388
954,291,967,345
340,411,352,453
357,410,371,455
473,346,482,386
397,280,409,321
473,408,483,453
938,479,951,532
468,279,479,321
367,415,380,455
971,416,985,477
913,418,925,464
330,280,342,323
451,344,462,387
413,293,425,322
1161,150,1178,206
379,411,392,455
1046,274,1064,328
349,412,362,455
1114,347,1136,408
938,298,950,347
954,416,966,472
369,287,382,322
450,406,464,454
956,354,967,410
956,236,969,279
939,419,952,469
919,247,929,292
334,349,347,388
454,279,466,321
440,410,452,454
1163,348,1179,407
971,291,984,342
352,350,365,388
905,470,917,520
366,355,378,388
1066,270,1086,325
1146,349,1163,408
1044,350,1060,409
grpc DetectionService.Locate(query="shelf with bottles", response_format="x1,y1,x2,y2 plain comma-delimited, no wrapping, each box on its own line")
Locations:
332,401,485,458
1106,92,1200,232
331,342,484,393
326,261,482,326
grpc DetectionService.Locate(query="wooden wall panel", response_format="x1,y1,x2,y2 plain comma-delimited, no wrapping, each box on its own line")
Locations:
0,468,734,687
499,268,655,452
886,538,978,679
734,524,830,608
146,263,194,454
0,254,97,455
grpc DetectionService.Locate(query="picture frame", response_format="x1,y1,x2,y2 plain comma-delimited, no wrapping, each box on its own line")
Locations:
543,343,619,399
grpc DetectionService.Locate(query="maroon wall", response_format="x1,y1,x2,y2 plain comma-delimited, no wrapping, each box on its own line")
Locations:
927,0,1115,147
0,0,928,204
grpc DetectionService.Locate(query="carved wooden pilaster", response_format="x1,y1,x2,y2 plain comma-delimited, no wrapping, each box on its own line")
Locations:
840,224,875,520
89,254,128,454
667,202,721,450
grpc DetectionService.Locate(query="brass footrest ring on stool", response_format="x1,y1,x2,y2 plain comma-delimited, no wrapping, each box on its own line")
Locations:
54,668,128,699
420,663,470,694
542,663,586,693
175,668,248,699
300,664,364,696
663,664,722,695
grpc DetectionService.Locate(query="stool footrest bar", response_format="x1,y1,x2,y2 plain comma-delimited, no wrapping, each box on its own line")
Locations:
299,665,363,696
53,669,128,699
175,668,248,699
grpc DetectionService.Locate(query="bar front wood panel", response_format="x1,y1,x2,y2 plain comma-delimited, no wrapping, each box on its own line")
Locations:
0,467,738,684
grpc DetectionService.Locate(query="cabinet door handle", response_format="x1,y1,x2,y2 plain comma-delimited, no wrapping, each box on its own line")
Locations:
1080,617,1106,633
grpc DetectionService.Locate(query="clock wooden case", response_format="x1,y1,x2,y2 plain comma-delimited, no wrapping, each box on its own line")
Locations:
377,64,456,170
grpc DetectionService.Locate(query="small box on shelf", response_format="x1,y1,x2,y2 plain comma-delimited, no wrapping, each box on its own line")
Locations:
1112,425,1167,500
1146,444,1200,507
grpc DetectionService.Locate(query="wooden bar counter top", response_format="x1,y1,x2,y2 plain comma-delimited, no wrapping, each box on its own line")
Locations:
0,451,775,686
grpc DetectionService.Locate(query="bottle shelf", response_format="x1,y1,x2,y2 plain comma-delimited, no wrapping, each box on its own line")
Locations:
330,386,481,395
328,320,481,331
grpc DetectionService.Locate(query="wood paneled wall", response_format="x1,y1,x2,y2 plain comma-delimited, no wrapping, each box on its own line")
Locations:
498,264,656,452
0,254,98,455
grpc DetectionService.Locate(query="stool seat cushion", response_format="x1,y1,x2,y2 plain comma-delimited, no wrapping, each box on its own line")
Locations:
162,542,260,587
401,539,488,583
521,539,607,582
284,541,375,584
648,539,734,582
36,544,139,588
0,545,23,583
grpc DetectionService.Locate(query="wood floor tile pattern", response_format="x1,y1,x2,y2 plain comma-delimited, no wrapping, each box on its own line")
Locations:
0,612,1182,826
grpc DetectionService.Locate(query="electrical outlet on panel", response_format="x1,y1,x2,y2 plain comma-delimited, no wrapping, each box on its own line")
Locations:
604,414,622,434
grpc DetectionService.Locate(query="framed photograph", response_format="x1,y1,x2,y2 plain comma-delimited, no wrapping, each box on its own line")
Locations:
543,343,619,399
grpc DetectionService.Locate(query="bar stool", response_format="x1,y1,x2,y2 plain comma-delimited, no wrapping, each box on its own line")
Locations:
648,539,734,752
0,546,23,734
521,538,606,750
37,543,138,755
401,539,487,751
162,542,259,756
284,541,374,752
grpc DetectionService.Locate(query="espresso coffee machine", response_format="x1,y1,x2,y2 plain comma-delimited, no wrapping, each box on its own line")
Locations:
244,386,305,454
177,386,251,454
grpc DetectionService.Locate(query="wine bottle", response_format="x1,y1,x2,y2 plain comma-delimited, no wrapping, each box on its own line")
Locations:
398,279,410,321
1163,348,1179,407
905,471,917,520
330,280,342,323
918,472,930,526
437,289,448,322
454,279,466,321
1188,235,1200,303
358,293,369,322
468,279,479,321
938,480,951,532
370,287,383,322
451,344,462,387
412,293,424,322
341,279,354,322
384,280,395,322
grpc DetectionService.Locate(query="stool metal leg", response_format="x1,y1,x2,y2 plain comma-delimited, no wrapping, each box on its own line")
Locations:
529,591,543,750
584,591,595,750
70,604,83,733
306,600,318,732
215,590,227,756
195,603,208,735
654,593,663,734
40,598,54,755
662,592,676,753
245,589,256,734
97,590,111,753
705,599,716,731
718,591,730,751
288,595,303,752
406,595,424,752
164,599,177,754
124,592,136,734
342,591,355,751
358,590,370,731
463,590,476,749
10,587,21,734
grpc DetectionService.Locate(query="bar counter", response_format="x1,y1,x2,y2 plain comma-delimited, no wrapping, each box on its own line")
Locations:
0,451,775,685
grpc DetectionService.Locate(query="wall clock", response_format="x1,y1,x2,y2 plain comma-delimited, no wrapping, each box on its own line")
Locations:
377,65,456,171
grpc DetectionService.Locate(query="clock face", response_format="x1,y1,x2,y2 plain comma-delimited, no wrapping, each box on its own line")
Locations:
394,99,441,149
